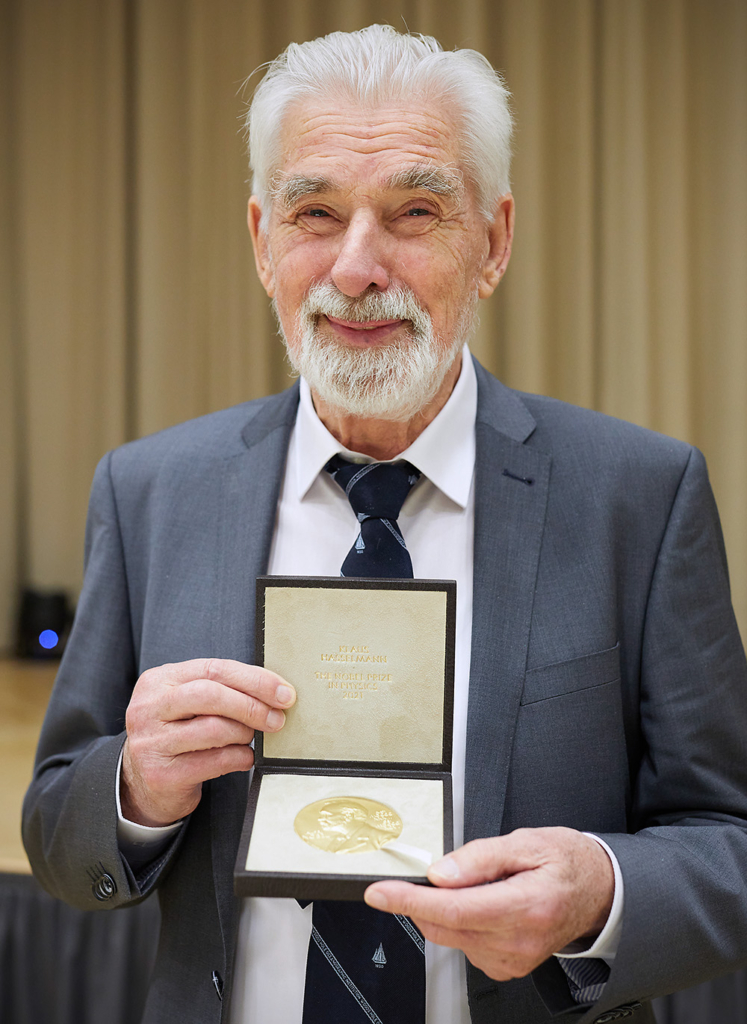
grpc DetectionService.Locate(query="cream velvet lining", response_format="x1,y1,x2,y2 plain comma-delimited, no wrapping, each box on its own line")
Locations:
263,586,447,764
245,773,444,878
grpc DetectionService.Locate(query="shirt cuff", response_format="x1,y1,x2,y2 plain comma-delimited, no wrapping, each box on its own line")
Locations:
553,833,624,965
115,747,183,854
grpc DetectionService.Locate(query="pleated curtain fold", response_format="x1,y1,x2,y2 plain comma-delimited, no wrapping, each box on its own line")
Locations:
1,0,746,649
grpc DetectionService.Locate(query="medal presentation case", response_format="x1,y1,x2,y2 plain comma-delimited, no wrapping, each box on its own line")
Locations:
234,576,456,901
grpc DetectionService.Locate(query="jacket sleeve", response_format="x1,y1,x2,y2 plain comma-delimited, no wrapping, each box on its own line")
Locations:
537,446,747,1021
22,451,186,911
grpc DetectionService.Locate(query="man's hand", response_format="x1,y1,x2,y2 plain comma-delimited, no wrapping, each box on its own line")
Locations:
121,658,296,827
364,827,614,980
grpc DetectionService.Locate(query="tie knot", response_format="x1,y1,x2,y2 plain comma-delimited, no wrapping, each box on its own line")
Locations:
325,455,421,521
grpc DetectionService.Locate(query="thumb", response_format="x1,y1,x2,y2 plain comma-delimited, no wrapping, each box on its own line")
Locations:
427,831,543,888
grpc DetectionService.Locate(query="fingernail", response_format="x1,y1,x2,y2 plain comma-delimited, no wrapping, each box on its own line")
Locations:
276,684,294,706
364,889,388,911
430,856,460,881
267,709,285,730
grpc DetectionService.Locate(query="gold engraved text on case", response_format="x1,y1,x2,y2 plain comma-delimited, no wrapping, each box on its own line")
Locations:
294,797,403,854
317,645,391,700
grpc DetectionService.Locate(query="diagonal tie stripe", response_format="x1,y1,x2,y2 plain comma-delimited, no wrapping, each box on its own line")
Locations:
309,927,383,1024
325,455,421,579
341,462,380,495
303,899,426,1024
394,914,426,955
302,454,425,1024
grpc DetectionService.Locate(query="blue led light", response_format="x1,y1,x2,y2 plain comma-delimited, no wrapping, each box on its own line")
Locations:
38,630,59,650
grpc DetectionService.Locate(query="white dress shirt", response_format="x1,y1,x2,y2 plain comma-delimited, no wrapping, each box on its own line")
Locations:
117,346,622,1023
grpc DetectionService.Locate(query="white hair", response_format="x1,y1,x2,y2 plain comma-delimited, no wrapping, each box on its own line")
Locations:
244,24,513,223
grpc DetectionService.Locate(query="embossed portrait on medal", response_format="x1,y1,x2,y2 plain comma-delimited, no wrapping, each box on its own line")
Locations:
294,797,403,854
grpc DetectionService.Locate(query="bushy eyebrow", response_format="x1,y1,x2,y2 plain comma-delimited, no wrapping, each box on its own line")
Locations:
270,174,336,208
270,164,464,209
386,165,464,203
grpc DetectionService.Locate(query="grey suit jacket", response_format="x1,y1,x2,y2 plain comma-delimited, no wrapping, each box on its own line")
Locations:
23,359,747,1024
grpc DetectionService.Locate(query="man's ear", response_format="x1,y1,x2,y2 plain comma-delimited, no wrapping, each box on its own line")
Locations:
477,193,515,299
247,196,275,297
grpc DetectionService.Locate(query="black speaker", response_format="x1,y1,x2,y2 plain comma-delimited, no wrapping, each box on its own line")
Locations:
16,589,74,659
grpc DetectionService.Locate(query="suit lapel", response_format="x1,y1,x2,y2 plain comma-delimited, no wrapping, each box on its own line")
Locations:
464,362,551,844
209,384,299,955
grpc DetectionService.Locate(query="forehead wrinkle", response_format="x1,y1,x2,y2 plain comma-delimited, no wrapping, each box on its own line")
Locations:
284,103,461,163
295,107,457,145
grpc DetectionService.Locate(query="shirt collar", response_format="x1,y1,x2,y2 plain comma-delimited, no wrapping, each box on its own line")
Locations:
294,344,477,509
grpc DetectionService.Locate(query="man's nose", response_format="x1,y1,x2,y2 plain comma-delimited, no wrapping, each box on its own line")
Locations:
330,213,390,297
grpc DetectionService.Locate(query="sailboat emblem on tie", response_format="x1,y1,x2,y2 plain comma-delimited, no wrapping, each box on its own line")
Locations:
372,943,387,968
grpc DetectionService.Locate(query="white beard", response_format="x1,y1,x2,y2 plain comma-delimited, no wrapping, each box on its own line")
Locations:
275,283,477,421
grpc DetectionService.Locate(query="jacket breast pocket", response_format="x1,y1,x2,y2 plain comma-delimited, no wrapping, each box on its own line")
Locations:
520,643,621,705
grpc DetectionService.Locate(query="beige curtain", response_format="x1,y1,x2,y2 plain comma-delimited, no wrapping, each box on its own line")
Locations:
2,0,746,651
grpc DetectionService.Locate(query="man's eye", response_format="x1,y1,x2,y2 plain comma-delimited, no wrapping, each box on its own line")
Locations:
406,207,432,217
304,208,330,218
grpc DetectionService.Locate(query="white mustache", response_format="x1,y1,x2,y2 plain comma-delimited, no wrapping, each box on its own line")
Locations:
300,283,431,334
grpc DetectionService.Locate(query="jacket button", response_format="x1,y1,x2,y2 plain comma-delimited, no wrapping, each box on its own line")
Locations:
92,873,117,901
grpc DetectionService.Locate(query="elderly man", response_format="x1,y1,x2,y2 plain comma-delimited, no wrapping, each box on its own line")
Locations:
23,24,747,1024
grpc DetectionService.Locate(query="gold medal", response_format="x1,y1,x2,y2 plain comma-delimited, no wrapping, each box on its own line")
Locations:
294,796,403,854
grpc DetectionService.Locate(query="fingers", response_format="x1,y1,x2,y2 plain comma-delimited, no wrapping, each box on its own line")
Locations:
120,737,256,827
365,878,517,933
427,830,547,889
154,715,255,755
364,828,617,983
122,659,297,827
129,659,296,734
158,658,296,707
158,677,288,733
158,743,256,781
363,878,543,979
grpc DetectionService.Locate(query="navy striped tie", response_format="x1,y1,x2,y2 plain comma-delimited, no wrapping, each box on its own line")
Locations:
301,455,425,1024
325,456,421,579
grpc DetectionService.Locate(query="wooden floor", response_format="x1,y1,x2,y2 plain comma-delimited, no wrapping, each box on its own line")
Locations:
0,659,57,872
